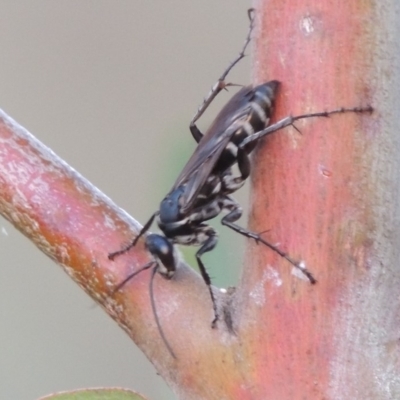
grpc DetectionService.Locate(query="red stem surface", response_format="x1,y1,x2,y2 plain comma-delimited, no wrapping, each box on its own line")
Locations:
0,1,398,399
235,0,400,398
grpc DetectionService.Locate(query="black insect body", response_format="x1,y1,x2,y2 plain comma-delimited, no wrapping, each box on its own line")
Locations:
109,10,278,327
109,8,373,355
159,81,279,239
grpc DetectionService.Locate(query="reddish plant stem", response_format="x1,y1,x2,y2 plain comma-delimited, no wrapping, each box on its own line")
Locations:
234,0,399,398
0,110,235,396
0,1,398,398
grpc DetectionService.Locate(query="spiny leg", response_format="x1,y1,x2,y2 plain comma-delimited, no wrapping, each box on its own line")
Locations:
194,227,220,327
220,196,317,284
108,212,158,260
239,106,374,149
189,9,256,140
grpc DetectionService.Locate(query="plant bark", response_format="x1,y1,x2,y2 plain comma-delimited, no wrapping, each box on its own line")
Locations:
237,0,400,398
0,1,398,399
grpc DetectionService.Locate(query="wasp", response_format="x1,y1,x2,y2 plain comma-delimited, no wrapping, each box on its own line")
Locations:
109,10,284,324
109,9,372,356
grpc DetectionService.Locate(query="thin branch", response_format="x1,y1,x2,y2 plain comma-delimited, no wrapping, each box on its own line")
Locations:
0,110,238,396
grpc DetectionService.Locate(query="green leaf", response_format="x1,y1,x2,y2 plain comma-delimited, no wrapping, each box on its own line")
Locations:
38,387,149,400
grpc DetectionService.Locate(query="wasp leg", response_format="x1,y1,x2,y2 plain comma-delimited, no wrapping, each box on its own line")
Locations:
220,196,317,284
189,9,256,135
166,221,220,327
239,106,373,149
192,225,219,327
190,124,204,143
221,148,251,193
108,211,158,260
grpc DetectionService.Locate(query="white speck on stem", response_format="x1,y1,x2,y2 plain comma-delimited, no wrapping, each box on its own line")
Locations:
291,262,310,281
300,15,314,35
265,266,283,287
250,266,283,306
103,213,116,230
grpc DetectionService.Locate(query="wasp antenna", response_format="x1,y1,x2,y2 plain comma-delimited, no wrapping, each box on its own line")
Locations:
111,261,155,295
149,266,177,359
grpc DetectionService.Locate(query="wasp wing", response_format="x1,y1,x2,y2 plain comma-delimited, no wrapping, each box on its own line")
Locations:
171,86,256,212
178,124,239,213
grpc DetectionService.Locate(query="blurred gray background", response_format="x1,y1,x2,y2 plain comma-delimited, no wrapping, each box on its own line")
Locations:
0,2,252,399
